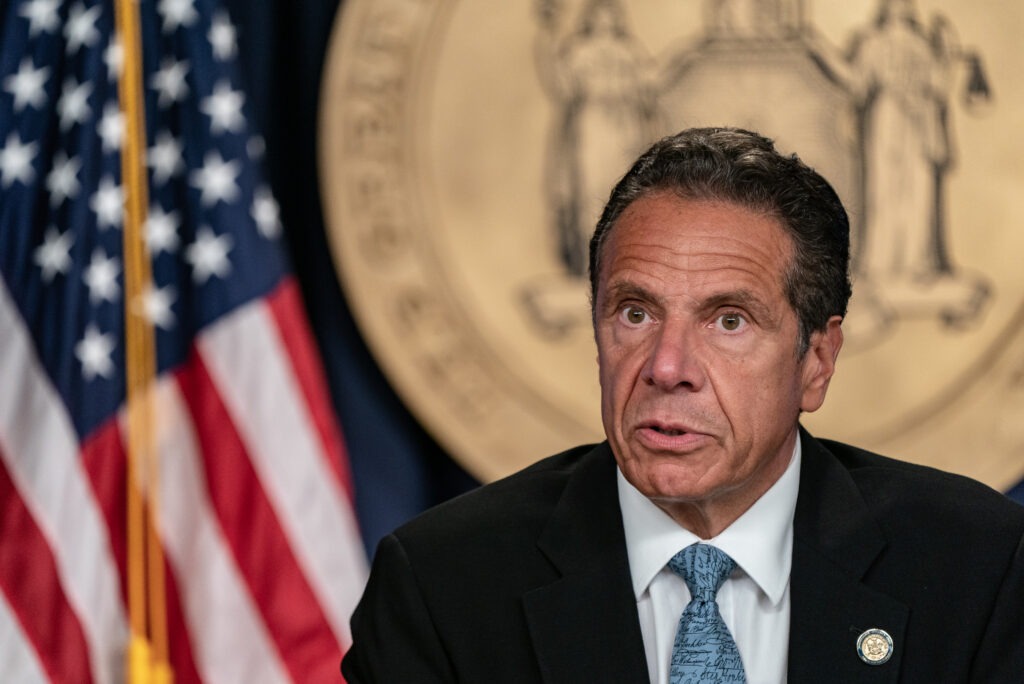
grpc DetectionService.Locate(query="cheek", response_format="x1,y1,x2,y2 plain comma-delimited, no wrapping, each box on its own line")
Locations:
598,347,643,418
596,349,618,408
598,355,628,409
598,333,634,382
714,358,796,426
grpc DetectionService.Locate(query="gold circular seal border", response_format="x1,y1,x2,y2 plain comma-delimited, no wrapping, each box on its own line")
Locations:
317,1,602,482
318,0,1024,488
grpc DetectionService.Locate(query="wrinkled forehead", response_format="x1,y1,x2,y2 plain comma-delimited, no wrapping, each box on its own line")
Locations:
598,192,794,279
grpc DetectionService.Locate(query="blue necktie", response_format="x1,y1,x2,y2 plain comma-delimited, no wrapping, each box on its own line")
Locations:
668,544,746,683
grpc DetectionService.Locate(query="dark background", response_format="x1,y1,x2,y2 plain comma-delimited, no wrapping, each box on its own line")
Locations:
225,0,1024,558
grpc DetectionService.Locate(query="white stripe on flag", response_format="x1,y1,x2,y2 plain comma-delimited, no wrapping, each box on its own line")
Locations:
153,377,291,684
0,589,49,684
199,300,367,645
0,280,127,684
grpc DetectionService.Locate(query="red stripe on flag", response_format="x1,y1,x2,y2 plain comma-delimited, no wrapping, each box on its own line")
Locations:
163,554,203,684
79,419,203,684
0,449,94,684
80,419,128,603
175,351,343,682
266,278,355,500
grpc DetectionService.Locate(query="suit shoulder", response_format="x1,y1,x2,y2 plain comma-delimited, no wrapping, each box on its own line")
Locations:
817,437,1024,533
390,443,604,548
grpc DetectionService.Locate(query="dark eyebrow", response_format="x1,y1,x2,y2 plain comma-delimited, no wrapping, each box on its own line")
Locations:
702,290,778,328
598,281,659,315
604,281,657,304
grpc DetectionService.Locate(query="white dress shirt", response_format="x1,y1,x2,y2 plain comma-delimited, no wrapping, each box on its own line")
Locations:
617,439,801,684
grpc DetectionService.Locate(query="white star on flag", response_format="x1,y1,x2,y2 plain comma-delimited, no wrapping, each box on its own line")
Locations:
104,37,124,82
46,151,81,206
98,103,125,153
200,79,245,135
190,151,240,206
158,0,199,33
33,227,75,282
3,57,50,112
147,131,185,183
145,205,180,255
64,2,102,55
185,226,233,283
150,57,190,108
209,11,237,61
74,324,116,381
252,186,282,239
90,175,123,230
83,248,122,304
135,284,177,330
0,132,38,187
19,0,61,37
57,77,93,131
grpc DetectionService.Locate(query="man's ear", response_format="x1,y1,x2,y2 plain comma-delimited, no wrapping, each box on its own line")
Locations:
800,315,844,413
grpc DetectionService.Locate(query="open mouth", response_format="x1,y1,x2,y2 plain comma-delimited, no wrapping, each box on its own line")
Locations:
652,427,686,436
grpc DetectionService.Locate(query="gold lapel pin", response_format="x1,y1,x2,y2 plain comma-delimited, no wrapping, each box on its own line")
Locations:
857,628,894,665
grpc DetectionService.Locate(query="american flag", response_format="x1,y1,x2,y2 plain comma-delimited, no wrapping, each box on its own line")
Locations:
0,0,367,682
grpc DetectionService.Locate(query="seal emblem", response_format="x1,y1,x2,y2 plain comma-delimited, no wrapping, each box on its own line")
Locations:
857,628,894,665
319,0,1024,488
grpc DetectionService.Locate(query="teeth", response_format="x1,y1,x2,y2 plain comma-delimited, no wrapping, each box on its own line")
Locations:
655,428,683,436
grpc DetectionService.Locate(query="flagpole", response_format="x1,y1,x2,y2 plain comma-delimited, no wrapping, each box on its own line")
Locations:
113,0,172,681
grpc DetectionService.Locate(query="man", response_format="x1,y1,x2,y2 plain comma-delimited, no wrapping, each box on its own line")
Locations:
342,128,1024,683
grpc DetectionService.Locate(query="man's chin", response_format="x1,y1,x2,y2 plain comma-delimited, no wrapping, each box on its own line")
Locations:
621,458,723,504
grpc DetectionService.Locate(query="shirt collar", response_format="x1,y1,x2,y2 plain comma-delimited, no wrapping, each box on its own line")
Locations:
617,436,801,606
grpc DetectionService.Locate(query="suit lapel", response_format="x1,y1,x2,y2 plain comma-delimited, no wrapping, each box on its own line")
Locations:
521,436,912,683
789,431,908,683
523,443,650,684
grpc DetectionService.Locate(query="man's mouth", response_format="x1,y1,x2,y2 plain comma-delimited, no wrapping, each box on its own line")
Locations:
635,422,708,451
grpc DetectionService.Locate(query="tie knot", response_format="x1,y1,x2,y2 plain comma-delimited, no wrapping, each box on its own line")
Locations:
668,544,736,601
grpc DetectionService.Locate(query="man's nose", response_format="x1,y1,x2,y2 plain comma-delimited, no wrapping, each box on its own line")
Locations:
641,320,705,392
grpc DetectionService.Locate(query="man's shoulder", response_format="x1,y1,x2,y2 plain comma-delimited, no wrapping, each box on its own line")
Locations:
390,442,610,549
812,435,1024,533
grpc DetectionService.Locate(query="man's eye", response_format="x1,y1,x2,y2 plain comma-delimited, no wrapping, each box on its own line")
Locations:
718,313,745,331
622,306,647,325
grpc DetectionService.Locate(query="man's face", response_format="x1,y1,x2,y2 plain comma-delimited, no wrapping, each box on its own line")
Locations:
594,192,841,533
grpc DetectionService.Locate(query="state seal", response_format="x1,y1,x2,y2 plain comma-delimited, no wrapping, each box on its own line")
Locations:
319,0,1024,488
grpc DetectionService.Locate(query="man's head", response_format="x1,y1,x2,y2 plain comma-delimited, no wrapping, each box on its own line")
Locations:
590,128,849,536
590,127,851,355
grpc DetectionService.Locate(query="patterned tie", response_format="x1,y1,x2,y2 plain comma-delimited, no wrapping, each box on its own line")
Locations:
668,544,747,683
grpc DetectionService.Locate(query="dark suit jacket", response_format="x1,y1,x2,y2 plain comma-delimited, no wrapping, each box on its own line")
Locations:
342,432,1024,683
